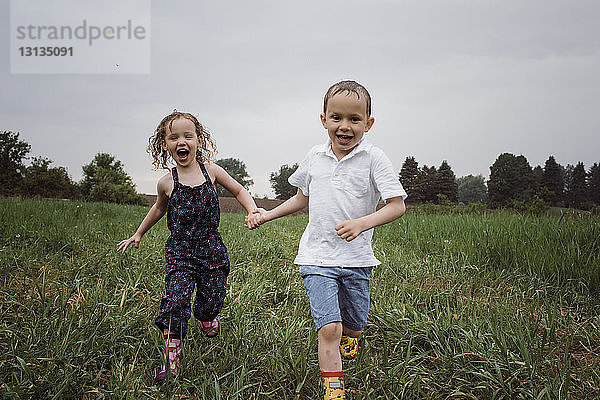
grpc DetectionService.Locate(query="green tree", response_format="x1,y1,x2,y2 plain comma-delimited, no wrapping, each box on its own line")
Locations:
436,160,457,202
270,163,298,200
399,156,419,204
22,157,79,199
566,162,587,209
563,164,575,206
215,158,254,197
415,165,438,203
532,165,544,194
0,130,31,196
541,155,564,206
488,153,535,208
457,175,488,204
80,153,146,205
588,163,600,205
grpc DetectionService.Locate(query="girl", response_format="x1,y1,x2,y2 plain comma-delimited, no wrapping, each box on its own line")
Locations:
117,111,258,383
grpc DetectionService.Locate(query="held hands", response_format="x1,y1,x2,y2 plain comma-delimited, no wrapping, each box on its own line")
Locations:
244,208,267,229
244,208,367,241
335,218,369,242
117,233,142,254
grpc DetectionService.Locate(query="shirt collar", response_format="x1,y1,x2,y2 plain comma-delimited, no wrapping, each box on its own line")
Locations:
317,137,372,160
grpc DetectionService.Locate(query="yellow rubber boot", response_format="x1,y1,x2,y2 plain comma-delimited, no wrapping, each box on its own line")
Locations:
322,371,344,400
339,335,359,360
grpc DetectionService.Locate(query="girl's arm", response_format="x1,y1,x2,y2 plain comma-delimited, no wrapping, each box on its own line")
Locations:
334,196,406,242
211,164,258,214
117,177,169,253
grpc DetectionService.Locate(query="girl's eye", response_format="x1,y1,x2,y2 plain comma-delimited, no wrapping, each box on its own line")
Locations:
331,115,340,121
352,117,361,123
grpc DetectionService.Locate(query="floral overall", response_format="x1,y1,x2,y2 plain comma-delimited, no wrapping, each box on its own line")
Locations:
155,163,230,338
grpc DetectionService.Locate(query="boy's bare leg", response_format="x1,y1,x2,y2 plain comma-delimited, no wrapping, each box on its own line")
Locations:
318,322,343,371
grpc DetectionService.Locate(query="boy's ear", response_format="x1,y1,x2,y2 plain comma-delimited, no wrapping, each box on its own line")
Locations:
364,116,375,132
320,113,327,129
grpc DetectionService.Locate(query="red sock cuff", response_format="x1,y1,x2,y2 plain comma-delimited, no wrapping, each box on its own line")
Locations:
321,371,344,378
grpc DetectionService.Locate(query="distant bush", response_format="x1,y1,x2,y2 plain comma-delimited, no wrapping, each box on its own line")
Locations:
22,157,80,199
509,196,550,216
80,153,147,205
0,130,30,196
410,200,489,216
466,202,487,214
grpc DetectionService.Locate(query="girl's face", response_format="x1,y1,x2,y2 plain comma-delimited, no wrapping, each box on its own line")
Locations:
163,117,201,166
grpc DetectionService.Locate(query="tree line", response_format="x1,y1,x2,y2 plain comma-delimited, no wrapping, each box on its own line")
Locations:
0,131,259,206
3,130,599,210
268,154,600,212
487,153,599,210
1,131,147,205
397,153,599,210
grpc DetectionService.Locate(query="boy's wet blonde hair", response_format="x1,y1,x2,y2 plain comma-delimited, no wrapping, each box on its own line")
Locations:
323,80,372,117
148,110,218,169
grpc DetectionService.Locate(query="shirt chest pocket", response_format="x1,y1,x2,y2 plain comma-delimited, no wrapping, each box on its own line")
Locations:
341,168,370,197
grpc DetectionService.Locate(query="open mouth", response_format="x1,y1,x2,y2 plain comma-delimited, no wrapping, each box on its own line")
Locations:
176,148,190,159
336,134,353,145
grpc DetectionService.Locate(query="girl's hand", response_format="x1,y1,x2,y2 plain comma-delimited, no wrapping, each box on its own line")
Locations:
335,219,368,242
117,234,142,254
244,208,266,229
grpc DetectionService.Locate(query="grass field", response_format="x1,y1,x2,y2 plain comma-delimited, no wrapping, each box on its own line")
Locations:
1,198,599,399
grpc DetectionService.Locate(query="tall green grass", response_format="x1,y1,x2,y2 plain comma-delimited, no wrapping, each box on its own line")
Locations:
1,198,599,399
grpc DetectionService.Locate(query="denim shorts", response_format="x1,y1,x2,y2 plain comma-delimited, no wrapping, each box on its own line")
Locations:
299,265,373,332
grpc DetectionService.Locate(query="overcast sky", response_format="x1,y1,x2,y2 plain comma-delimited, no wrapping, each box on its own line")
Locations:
2,0,599,197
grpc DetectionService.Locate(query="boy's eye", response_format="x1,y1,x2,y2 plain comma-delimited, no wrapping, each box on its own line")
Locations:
331,115,341,121
352,117,361,123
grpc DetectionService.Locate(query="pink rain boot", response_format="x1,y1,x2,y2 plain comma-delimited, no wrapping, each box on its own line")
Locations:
200,318,219,338
154,337,181,384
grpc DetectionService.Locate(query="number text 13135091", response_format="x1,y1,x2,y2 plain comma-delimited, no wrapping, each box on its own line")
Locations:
19,47,73,56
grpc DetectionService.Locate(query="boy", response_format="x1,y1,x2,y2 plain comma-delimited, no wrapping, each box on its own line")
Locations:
246,80,407,399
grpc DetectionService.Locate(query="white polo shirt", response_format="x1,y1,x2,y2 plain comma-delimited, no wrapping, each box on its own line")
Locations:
288,138,407,267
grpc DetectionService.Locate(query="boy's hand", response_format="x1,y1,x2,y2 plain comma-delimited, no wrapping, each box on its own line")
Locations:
117,234,141,254
244,208,266,229
335,219,368,242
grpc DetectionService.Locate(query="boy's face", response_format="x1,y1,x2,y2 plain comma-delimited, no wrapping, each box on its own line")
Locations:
320,92,374,160
163,117,201,167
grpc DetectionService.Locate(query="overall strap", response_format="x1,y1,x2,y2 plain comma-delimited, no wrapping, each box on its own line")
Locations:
199,163,212,185
171,167,179,184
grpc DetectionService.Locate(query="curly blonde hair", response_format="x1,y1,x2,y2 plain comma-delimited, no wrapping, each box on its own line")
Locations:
148,110,218,169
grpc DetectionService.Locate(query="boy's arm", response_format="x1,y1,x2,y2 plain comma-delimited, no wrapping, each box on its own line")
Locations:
263,188,308,222
246,188,308,229
117,179,169,253
335,196,406,242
